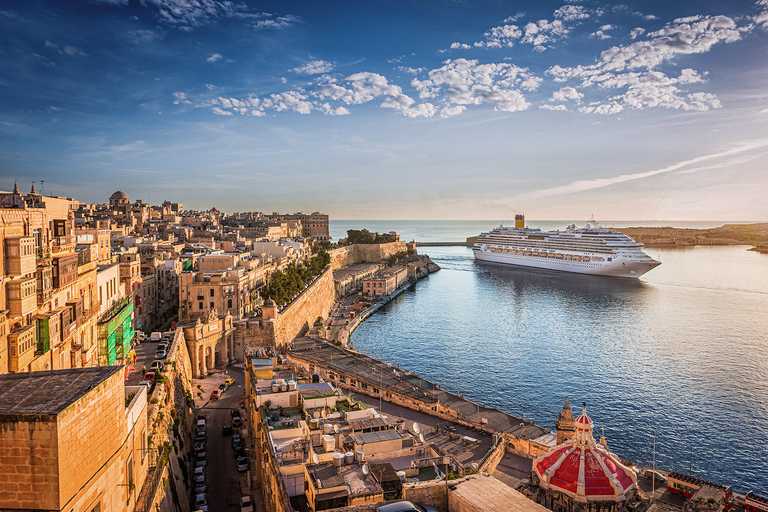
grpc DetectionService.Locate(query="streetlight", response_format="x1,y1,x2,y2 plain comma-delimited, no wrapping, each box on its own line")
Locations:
651,429,656,505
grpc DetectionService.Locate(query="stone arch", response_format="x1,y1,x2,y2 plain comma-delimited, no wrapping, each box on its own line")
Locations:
214,343,221,366
44,362,51,371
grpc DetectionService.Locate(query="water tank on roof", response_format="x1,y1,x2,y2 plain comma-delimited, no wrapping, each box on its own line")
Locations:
355,450,365,463
271,382,279,393
309,419,319,430
287,380,297,391
280,382,288,392
397,471,407,482
323,423,333,435
332,452,344,467
345,452,354,465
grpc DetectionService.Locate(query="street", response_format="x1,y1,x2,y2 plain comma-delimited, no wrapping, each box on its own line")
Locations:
193,363,256,511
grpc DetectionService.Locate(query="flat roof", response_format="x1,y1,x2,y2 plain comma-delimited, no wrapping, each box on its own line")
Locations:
450,474,551,512
0,367,122,416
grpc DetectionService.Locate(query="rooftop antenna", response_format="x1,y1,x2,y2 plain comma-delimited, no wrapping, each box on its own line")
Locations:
40,180,44,196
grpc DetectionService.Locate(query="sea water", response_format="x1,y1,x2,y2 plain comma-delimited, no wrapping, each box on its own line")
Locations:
333,220,768,494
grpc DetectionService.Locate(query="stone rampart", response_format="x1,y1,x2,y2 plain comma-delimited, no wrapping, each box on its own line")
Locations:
329,242,410,270
236,266,335,350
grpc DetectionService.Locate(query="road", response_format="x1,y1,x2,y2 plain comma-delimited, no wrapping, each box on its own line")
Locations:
194,364,255,511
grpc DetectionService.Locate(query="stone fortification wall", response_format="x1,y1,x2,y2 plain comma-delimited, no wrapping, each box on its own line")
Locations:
235,266,335,350
143,328,195,512
329,241,410,270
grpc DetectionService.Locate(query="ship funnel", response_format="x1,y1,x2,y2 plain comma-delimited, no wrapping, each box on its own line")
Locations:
515,214,525,229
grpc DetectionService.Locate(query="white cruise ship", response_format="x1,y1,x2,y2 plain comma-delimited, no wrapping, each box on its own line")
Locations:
473,215,660,278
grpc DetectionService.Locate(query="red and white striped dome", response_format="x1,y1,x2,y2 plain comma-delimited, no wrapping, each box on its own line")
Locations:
533,407,636,503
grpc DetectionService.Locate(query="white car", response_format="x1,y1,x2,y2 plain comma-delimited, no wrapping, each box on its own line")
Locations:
240,496,254,512
150,332,162,342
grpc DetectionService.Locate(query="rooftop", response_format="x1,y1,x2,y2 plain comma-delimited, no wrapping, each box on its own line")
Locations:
0,367,122,417
449,474,552,512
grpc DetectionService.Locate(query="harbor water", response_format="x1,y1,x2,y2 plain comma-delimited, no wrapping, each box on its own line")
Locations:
332,220,768,494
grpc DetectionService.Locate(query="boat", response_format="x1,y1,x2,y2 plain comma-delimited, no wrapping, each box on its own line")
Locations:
472,215,661,278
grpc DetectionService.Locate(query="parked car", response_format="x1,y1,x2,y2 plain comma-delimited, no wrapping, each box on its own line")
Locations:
223,425,233,436
149,361,164,372
197,418,206,432
194,440,205,452
240,398,246,409
225,378,235,387
193,493,208,508
218,383,227,392
194,466,206,479
155,349,167,359
240,496,254,512
209,389,223,400
194,475,207,493
150,332,162,342
232,435,243,451
236,456,249,472
142,372,155,384
376,502,438,512
232,416,242,428
195,452,207,468
157,341,168,351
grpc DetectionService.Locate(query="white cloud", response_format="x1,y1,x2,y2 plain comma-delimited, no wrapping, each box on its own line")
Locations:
292,60,334,74
551,86,584,103
318,103,350,116
554,5,590,21
475,24,523,48
398,66,425,75
173,92,192,104
440,105,467,118
207,53,223,63
45,40,87,57
521,19,568,51
598,15,745,72
254,14,300,30
412,58,537,113
540,104,568,111
760,108,768,114
261,91,313,114
504,13,525,23
126,29,163,44
211,106,233,116
544,14,747,115
523,140,768,199
205,83,216,90
450,42,472,50
629,27,646,39
591,24,614,39
754,0,768,28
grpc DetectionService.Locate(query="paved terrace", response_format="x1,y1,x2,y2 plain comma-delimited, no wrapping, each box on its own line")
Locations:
288,338,550,442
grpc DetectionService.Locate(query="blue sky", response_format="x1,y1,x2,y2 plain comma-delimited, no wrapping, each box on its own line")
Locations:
1,0,768,220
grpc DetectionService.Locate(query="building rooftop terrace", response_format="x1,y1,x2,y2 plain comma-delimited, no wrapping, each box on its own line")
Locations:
0,367,122,417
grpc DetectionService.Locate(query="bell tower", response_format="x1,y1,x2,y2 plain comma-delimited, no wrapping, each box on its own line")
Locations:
555,397,576,444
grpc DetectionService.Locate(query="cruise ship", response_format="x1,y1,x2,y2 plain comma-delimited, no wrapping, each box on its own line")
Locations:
473,215,661,278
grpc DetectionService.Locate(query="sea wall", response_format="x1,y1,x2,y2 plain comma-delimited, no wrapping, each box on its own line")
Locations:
235,266,335,349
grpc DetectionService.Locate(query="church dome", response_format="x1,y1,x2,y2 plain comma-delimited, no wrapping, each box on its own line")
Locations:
110,190,129,200
533,407,636,503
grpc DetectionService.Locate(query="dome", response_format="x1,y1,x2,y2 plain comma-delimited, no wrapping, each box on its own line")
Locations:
264,299,276,307
110,191,129,200
533,407,636,503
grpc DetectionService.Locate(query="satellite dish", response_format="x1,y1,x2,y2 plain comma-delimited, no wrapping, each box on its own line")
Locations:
313,411,320,419
419,433,424,444
362,464,369,475
322,409,327,419
312,453,319,464
413,422,420,434
334,425,340,434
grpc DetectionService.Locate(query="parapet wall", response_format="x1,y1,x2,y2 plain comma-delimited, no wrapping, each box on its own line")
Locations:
329,242,410,270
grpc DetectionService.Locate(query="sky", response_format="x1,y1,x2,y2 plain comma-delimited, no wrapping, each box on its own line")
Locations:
1,0,768,221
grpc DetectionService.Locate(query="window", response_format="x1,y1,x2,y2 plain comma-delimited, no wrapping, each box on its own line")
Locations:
199,302,203,309
210,288,214,297
141,429,147,462
228,299,232,309
210,302,214,309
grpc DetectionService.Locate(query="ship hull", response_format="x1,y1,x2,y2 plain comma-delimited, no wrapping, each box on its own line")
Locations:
472,248,660,279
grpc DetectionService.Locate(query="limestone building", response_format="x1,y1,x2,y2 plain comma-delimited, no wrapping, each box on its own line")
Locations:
0,367,149,511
